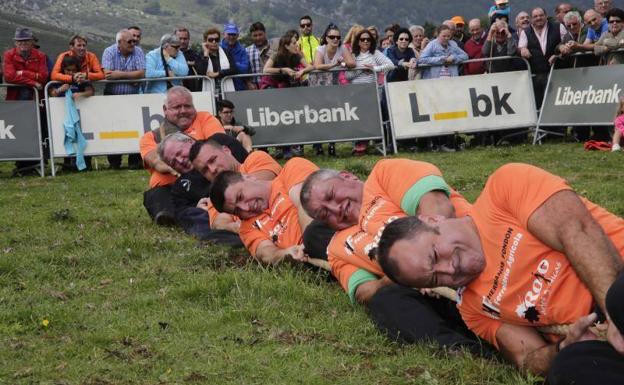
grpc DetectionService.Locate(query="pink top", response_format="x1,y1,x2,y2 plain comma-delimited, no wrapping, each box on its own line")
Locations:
615,114,624,135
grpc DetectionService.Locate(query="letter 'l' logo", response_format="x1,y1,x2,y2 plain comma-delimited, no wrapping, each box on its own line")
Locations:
409,93,431,122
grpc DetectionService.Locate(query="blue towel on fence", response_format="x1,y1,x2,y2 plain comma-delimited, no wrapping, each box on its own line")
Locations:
63,89,87,171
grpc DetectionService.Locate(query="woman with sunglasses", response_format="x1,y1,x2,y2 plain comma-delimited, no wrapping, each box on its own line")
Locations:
346,29,394,155
386,28,417,82
201,28,238,94
145,33,189,94
308,24,356,156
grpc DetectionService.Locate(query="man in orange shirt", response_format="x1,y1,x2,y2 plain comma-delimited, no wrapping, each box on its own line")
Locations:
377,163,624,384
210,158,319,265
51,35,104,84
188,138,281,234
299,159,486,353
140,86,224,225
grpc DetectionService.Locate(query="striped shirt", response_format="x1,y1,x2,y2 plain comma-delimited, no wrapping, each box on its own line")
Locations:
101,44,146,95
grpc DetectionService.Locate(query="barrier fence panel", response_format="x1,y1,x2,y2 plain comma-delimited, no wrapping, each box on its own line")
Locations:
385,57,537,149
0,84,45,176
45,76,215,176
533,50,623,143
534,63,624,142
221,70,386,152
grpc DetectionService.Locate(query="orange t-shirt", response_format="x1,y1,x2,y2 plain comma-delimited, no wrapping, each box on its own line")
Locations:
139,112,225,188
328,159,471,303
458,163,624,348
207,151,282,226
239,157,319,256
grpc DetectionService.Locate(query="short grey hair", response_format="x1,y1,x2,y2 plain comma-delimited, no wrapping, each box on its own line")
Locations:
564,10,582,24
160,33,181,48
409,25,425,35
300,169,341,217
157,132,195,163
116,29,129,43
164,86,193,106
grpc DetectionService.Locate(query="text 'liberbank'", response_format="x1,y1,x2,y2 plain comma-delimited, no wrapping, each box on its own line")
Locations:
554,84,621,106
246,103,359,126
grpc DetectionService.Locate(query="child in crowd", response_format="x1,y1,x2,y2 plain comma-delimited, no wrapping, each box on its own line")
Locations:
49,55,94,98
611,97,624,151
50,55,94,170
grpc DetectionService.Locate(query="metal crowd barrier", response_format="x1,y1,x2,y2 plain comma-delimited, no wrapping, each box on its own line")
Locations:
0,83,45,176
533,49,624,144
44,75,215,176
384,56,536,152
220,68,388,155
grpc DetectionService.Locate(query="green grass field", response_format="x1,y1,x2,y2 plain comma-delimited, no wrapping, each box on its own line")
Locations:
1,143,622,384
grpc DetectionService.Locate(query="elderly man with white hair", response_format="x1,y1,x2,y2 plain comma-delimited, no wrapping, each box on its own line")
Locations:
145,33,189,94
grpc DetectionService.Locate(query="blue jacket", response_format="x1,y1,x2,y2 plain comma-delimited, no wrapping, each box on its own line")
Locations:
145,47,189,94
386,46,417,82
220,40,250,90
418,39,468,79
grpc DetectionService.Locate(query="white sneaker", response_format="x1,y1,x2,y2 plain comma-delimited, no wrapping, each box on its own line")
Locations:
612,144,621,152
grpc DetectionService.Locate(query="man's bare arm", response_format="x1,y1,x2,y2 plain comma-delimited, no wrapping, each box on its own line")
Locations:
527,190,622,313
289,183,314,231
355,277,392,305
417,191,456,218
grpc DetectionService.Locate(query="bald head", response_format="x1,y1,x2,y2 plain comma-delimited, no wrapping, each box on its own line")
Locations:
468,19,483,39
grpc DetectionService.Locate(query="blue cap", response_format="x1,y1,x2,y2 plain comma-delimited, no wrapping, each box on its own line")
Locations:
223,23,239,35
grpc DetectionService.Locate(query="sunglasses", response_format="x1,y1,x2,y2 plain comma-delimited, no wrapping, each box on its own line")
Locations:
170,45,180,49
359,37,372,42
397,37,410,41
206,38,219,42
125,39,138,44
326,35,341,40
609,19,622,23
300,23,311,28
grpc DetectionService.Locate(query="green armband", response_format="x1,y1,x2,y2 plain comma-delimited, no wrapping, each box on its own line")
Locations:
400,175,451,216
347,269,379,305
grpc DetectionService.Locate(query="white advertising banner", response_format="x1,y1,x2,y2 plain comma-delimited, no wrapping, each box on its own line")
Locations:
387,71,537,139
48,92,214,156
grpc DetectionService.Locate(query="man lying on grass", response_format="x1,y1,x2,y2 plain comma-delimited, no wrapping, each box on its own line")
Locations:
210,158,320,265
188,138,281,234
376,163,624,385
299,159,491,355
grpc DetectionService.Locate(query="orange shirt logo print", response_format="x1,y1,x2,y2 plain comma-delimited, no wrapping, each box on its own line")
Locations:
514,259,562,323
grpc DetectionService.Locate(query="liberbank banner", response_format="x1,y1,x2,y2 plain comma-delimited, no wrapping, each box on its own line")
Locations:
224,83,382,146
0,100,42,160
387,70,537,138
48,92,214,156
540,64,624,126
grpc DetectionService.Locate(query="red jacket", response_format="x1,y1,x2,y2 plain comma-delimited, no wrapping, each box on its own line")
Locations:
3,47,49,100
463,34,486,75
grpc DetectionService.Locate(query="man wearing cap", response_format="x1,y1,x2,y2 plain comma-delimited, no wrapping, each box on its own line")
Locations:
451,16,469,47
145,33,189,94
220,23,252,90
101,28,146,169
3,28,48,100
3,27,49,174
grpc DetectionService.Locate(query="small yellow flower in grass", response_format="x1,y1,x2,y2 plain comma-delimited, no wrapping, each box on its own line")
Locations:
41,318,50,327
166,368,172,374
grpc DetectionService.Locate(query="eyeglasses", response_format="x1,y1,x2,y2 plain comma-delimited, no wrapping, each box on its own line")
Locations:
226,33,238,37
206,38,219,43
125,40,138,44
300,23,311,28
326,35,341,40
220,109,233,114
609,19,623,24
397,37,410,41
359,37,372,42
170,45,180,49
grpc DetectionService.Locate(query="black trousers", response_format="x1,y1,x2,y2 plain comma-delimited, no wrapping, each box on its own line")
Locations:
548,272,624,385
368,284,494,357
